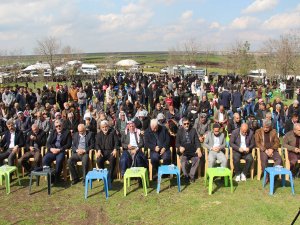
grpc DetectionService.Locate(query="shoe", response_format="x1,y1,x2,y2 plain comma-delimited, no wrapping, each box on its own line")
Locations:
235,174,241,182
189,178,195,183
71,179,79,185
184,176,190,183
241,173,246,181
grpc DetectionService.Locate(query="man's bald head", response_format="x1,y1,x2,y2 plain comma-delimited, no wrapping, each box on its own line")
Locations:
240,123,248,135
293,123,300,137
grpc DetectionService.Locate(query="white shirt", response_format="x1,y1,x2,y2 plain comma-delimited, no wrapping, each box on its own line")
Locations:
9,132,15,149
240,133,247,149
129,132,138,147
213,135,220,148
218,112,224,122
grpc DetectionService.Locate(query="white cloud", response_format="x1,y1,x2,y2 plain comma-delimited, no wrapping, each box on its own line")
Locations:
210,22,221,29
97,1,153,31
262,11,300,30
181,10,193,20
243,0,279,14
229,16,260,29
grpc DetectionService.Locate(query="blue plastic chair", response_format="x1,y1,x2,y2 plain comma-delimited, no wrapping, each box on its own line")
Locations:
157,165,181,193
85,169,109,199
263,167,295,195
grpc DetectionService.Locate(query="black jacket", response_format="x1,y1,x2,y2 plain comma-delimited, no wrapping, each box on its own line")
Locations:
25,129,47,152
144,125,170,152
71,131,95,153
176,127,200,157
46,129,72,153
95,129,119,152
0,130,25,151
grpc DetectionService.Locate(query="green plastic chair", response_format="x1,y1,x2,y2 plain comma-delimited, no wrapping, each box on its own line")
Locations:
0,165,21,194
123,167,149,196
205,167,233,195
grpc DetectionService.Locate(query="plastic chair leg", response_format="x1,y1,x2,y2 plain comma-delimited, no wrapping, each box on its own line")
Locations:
47,173,51,195
230,176,233,193
104,177,109,199
281,174,286,187
289,172,295,195
156,173,162,193
262,170,267,187
5,173,10,194
208,176,213,195
84,179,89,199
29,173,33,194
177,173,181,192
90,179,93,189
0,174,3,185
269,174,275,195
224,176,228,187
123,177,127,196
142,174,147,196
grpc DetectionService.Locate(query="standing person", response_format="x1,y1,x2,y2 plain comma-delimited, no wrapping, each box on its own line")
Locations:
283,123,300,176
219,88,231,110
176,117,202,183
144,119,171,178
243,86,256,117
18,124,46,172
231,88,242,114
56,85,68,110
230,123,255,182
0,119,24,166
43,120,72,182
68,124,94,185
77,87,87,118
95,120,119,185
68,83,78,104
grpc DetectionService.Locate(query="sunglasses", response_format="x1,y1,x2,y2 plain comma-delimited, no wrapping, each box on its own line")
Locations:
55,125,62,128
183,123,190,125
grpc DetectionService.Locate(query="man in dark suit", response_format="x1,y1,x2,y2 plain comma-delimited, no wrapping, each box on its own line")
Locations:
43,119,72,181
176,117,202,182
144,119,171,177
230,123,255,182
95,120,119,184
15,111,32,137
64,112,79,135
0,119,24,166
285,113,299,133
56,85,68,110
231,89,242,113
219,88,231,110
120,121,148,176
68,124,94,185
227,113,242,134
18,124,46,172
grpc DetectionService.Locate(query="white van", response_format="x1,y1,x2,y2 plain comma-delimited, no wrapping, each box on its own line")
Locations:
81,64,99,75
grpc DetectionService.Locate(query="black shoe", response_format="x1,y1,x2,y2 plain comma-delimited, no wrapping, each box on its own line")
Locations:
189,178,195,183
184,176,190,183
71,179,79,185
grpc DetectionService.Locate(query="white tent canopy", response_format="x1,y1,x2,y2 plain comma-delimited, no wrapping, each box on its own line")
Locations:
23,62,50,71
115,59,139,67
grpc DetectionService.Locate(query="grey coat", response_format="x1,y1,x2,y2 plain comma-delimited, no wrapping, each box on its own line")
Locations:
203,131,226,151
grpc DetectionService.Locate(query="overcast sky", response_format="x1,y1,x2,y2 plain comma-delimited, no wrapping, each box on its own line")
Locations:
0,0,299,54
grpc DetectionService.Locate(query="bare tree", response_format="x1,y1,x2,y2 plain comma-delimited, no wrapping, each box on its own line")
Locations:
229,41,255,76
183,38,199,65
34,36,61,79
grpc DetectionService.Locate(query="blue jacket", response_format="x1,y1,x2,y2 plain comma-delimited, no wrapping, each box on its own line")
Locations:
144,125,170,152
220,90,231,108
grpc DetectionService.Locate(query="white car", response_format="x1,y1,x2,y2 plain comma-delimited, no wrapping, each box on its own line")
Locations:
160,68,169,74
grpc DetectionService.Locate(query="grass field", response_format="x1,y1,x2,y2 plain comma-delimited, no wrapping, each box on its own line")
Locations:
1,170,299,225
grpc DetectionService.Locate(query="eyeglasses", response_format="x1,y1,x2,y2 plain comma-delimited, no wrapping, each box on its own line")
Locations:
183,123,190,125
55,125,61,128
